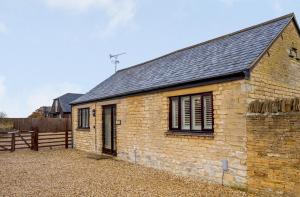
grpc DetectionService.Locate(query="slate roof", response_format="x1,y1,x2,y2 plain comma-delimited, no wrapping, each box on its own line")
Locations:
72,13,297,105
57,93,83,112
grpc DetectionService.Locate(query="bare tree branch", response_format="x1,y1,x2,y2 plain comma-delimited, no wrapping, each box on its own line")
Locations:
0,112,7,118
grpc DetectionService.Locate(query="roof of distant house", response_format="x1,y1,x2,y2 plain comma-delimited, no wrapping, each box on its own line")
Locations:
56,93,83,112
37,106,51,112
72,13,299,105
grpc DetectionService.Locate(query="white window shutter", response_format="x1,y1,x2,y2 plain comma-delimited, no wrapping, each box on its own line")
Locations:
181,96,190,130
85,109,89,128
82,110,86,128
203,95,213,129
171,98,179,128
78,110,82,127
191,95,202,130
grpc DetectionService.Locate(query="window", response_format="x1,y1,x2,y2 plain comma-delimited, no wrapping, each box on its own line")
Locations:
169,92,213,132
54,100,59,112
78,108,90,129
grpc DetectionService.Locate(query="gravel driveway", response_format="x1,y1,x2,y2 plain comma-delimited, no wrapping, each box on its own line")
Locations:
0,149,248,197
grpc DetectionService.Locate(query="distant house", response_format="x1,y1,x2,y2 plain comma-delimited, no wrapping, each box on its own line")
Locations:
50,93,83,118
29,106,51,118
71,13,300,189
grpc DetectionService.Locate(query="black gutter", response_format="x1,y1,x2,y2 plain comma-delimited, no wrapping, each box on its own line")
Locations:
71,70,248,106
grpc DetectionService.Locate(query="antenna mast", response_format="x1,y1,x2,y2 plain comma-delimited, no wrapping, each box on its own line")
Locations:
109,52,126,72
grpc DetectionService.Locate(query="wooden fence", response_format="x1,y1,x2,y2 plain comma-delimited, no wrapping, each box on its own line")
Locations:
3,118,72,132
0,118,72,152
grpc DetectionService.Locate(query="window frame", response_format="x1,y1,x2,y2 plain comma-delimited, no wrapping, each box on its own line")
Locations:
169,92,213,133
78,108,90,129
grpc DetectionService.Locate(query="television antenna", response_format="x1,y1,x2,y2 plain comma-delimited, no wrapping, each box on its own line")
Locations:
109,52,126,72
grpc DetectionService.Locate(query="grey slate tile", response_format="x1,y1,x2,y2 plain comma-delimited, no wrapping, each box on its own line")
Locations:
57,93,84,112
72,14,294,104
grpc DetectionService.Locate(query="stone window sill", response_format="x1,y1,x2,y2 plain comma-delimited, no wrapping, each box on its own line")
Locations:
165,131,214,139
76,128,90,132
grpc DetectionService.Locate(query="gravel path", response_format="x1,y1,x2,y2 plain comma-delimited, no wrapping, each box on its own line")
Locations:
0,149,248,197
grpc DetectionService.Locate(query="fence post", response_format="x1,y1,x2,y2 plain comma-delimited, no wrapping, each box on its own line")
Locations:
65,119,69,149
30,127,34,150
65,129,68,149
11,133,15,152
34,128,39,151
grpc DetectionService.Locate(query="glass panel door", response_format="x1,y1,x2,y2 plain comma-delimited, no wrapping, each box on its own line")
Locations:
102,105,117,156
104,107,112,150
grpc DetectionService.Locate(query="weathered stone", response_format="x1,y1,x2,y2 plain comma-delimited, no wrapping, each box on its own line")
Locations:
247,113,300,196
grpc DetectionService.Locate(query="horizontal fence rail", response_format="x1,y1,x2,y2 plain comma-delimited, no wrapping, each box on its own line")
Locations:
0,118,72,152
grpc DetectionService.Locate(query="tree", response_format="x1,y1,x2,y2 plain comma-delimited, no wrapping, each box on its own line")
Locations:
0,112,10,131
28,111,44,118
0,112,6,118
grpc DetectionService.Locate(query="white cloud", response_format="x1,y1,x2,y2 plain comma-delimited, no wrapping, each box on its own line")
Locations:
97,0,136,38
46,0,101,12
272,0,284,14
0,22,8,34
45,0,137,37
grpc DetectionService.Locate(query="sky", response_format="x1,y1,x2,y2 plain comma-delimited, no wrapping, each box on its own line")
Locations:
0,0,299,117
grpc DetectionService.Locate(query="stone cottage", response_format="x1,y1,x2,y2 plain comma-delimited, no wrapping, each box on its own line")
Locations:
71,13,300,189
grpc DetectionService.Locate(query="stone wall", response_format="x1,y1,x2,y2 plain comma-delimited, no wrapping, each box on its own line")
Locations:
247,113,300,196
72,103,99,152
248,21,300,101
73,80,249,188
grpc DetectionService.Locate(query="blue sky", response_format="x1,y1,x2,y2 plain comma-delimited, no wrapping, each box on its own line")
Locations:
0,0,299,117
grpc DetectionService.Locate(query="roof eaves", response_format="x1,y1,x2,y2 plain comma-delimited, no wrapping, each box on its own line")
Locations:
291,14,300,36
71,70,247,106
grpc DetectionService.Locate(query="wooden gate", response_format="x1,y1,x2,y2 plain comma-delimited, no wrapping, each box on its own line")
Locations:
15,131,32,151
0,131,32,152
0,132,13,151
31,129,72,151
0,129,72,152
0,118,72,152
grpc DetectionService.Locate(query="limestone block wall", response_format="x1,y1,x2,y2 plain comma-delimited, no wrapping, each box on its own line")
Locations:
248,21,300,101
73,80,249,188
247,113,300,196
72,103,99,152
72,100,121,152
